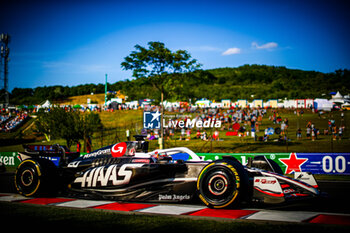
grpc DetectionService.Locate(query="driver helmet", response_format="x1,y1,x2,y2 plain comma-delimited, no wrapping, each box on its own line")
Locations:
151,151,168,160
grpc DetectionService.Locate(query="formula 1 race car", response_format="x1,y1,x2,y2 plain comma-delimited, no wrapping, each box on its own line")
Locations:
15,136,321,209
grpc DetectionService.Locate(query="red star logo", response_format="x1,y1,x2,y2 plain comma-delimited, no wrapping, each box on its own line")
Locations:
279,153,308,174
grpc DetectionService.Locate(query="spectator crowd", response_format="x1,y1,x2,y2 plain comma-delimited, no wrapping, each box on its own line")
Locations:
0,112,28,132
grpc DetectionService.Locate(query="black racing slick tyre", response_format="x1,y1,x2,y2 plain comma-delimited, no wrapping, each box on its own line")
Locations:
15,159,58,197
197,159,249,209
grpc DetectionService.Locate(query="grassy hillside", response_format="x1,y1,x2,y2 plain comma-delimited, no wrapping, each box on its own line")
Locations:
9,65,350,105
53,93,106,105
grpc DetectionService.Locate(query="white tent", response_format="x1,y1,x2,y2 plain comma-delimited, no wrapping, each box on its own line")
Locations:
195,98,211,108
163,100,180,108
41,100,51,108
331,91,344,104
266,99,278,108
282,100,297,108
125,101,139,109
314,98,333,111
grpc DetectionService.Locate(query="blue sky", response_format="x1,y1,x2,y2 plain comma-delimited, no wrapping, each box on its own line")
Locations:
1,0,349,91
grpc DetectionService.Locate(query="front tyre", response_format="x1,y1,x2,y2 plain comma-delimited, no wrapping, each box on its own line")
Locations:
15,159,57,197
197,160,249,208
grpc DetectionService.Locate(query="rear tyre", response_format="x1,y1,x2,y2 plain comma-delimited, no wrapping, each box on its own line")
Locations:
15,159,58,197
197,160,249,209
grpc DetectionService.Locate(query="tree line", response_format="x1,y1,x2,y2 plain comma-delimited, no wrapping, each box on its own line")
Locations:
35,108,103,150
9,65,350,105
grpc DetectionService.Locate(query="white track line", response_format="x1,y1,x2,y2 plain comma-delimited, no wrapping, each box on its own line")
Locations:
0,193,32,202
53,199,114,208
136,205,206,215
245,210,319,222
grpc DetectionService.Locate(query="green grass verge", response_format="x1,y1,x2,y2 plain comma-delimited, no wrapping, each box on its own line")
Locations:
0,202,348,232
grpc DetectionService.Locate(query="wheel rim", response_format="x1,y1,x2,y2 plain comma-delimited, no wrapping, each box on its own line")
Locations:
200,167,237,206
21,169,34,187
15,162,41,196
208,174,228,195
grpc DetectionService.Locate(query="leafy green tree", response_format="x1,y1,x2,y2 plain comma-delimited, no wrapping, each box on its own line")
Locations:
35,110,52,142
35,108,102,150
35,108,82,148
35,108,81,148
121,41,201,148
80,112,103,152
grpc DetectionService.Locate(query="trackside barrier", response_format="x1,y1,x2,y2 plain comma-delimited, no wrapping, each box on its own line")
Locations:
1,151,350,175
198,153,350,175
0,152,20,168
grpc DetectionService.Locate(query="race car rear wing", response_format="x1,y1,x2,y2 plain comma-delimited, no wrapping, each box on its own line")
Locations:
18,144,80,167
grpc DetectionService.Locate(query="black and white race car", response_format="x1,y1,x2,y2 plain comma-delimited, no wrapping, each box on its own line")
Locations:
15,136,321,208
